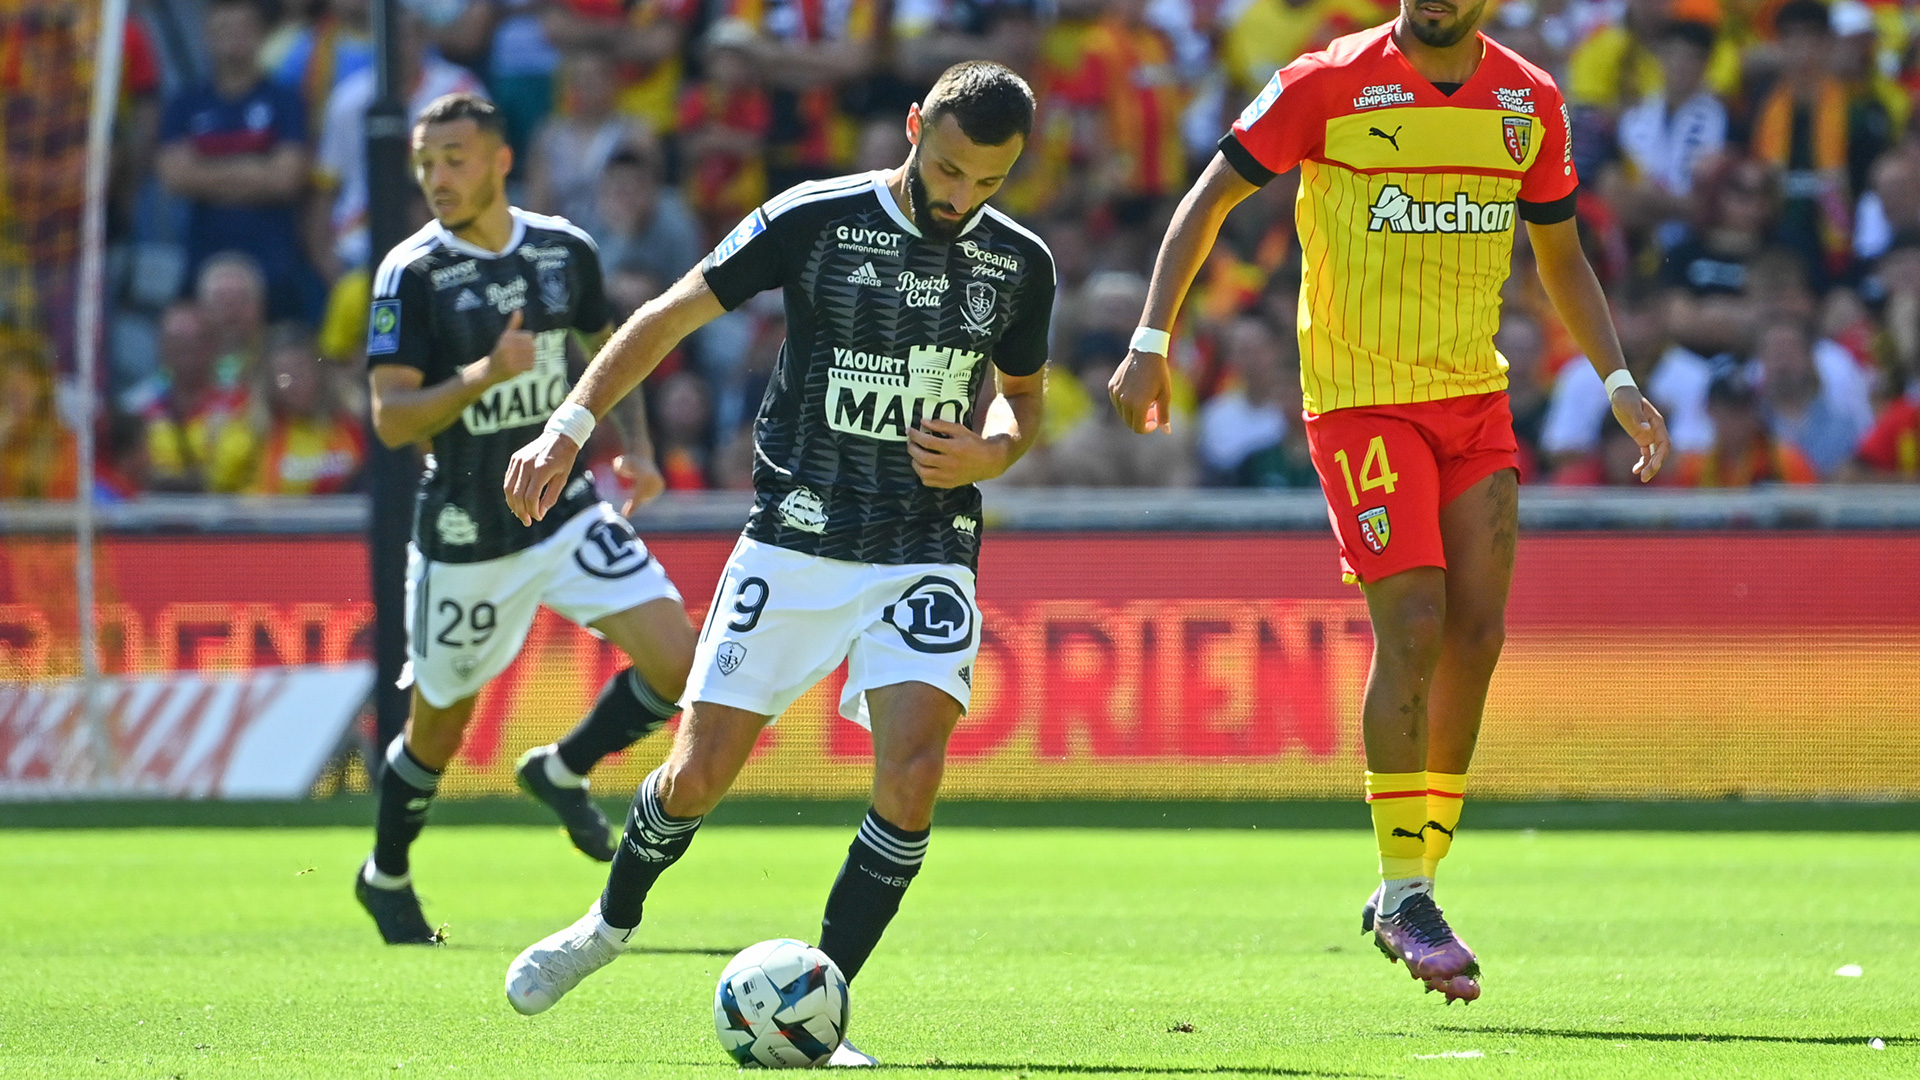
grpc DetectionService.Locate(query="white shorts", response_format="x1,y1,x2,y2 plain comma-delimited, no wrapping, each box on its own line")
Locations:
402,503,682,708
686,538,979,729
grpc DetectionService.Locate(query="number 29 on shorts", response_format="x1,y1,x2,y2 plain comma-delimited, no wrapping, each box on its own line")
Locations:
1332,436,1399,507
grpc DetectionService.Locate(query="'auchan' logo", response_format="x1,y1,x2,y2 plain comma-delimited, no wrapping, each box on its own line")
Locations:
1366,185,1516,234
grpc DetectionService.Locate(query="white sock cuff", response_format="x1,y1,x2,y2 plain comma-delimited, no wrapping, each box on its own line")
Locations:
362,857,411,891
542,745,587,789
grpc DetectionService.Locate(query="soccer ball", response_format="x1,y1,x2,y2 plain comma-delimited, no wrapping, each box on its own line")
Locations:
713,939,849,1067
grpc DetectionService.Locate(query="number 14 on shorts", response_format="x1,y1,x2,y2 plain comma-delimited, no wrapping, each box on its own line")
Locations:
1333,436,1398,555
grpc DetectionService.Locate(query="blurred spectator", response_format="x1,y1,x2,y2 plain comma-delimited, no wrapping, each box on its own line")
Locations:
1220,0,1385,100
197,253,272,389
1754,0,1857,286
1662,156,1773,299
895,0,1044,84
1567,0,1737,112
1496,310,1552,478
250,325,368,494
95,411,151,502
1754,315,1874,476
1197,316,1313,487
1036,0,1188,243
1828,0,1906,201
311,8,486,276
1616,21,1726,201
1850,385,1920,478
677,21,773,237
525,44,655,227
1673,373,1819,486
1553,420,1656,486
650,370,716,489
143,304,263,494
1542,287,1715,473
265,0,374,136
158,0,319,323
1852,148,1920,262
0,360,78,499
592,148,703,283
750,0,884,191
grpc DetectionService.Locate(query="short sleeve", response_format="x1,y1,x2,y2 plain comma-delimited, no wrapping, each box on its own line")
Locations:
1221,57,1326,185
994,253,1056,378
573,238,611,334
700,207,786,311
1517,85,1579,218
367,264,433,375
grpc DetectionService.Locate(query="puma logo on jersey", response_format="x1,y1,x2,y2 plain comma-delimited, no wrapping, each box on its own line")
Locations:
1368,125,1402,150
847,261,884,286
1367,185,1516,234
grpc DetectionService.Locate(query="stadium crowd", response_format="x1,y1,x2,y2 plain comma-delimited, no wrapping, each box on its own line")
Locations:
4,0,1920,500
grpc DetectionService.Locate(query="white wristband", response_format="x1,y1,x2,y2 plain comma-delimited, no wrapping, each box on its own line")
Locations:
1603,369,1638,397
1130,326,1172,356
544,401,595,446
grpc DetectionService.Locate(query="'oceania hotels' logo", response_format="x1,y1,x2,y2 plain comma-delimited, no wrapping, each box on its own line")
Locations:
1366,185,1516,234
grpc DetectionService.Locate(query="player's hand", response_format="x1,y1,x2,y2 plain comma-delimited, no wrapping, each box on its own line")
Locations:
1109,349,1173,434
484,308,536,384
614,452,667,514
907,418,1010,488
1610,386,1671,483
503,430,581,525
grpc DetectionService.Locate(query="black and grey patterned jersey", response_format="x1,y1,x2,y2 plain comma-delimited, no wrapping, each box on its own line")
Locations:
700,171,1055,568
370,208,611,563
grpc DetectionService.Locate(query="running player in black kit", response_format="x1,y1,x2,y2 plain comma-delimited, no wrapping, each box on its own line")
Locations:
499,63,1051,1063
353,94,697,945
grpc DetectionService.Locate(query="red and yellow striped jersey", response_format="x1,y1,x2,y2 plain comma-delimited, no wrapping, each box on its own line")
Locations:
1223,24,1578,412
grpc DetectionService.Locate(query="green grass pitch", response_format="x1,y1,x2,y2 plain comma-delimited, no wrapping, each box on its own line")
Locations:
3,826,1914,1078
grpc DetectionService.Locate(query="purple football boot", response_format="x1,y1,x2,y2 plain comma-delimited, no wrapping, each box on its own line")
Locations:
1365,889,1481,1003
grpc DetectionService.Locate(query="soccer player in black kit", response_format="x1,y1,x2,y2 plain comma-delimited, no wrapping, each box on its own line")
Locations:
353,94,698,945
499,63,1052,1063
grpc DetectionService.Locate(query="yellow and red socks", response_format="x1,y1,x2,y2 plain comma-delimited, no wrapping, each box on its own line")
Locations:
1423,772,1468,879
1366,770,1430,887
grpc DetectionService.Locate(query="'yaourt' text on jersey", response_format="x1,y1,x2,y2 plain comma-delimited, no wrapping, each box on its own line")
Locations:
370,207,610,562
701,171,1055,568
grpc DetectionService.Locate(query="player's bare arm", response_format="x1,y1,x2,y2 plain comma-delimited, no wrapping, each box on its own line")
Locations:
503,268,725,524
368,308,535,448
908,368,1046,489
1527,217,1672,481
573,323,667,513
1109,154,1259,434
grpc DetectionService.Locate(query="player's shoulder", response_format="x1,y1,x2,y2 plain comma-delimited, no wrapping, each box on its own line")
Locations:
1477,33,1565,98
973,205,1056,285
372,221,450,299
1282,21,1397,83
762,171,885,223
512,207,599,253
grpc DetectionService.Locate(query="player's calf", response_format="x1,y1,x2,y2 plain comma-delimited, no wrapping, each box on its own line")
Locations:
818,808,930,982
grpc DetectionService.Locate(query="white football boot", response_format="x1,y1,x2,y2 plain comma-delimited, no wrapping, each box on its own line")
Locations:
828,1039,878,1067
505,902,634,1015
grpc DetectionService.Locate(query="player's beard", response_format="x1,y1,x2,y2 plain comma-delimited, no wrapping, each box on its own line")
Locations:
1404,0,1485,47
436,179,498,234
906,146,966,243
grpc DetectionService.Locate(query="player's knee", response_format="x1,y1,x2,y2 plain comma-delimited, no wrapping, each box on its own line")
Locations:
658,757,730,818
1376,593,1446,668
876,744,946,815
1445,610,1506,671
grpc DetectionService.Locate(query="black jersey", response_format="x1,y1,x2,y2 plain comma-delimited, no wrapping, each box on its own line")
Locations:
701,172,1055,568
369,208,611,563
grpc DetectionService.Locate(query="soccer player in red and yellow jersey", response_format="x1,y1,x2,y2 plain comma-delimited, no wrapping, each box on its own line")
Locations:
1111,0,1672,1003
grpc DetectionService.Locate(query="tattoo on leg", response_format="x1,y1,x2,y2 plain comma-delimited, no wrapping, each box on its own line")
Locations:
1487,470,1518,569
1397,692,1424,717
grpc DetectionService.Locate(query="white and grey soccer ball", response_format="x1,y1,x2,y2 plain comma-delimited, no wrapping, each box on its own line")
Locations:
713,939,849,1068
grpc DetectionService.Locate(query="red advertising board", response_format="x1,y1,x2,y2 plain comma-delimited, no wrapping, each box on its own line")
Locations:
4,531,1917,800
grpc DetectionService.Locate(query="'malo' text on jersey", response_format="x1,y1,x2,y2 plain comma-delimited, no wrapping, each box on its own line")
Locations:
699,173,1055,568
370,208,611,562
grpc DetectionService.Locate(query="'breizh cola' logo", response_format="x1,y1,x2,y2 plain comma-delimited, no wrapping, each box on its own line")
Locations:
1366,185,1516,234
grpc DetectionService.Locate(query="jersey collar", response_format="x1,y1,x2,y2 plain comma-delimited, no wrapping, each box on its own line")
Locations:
432,209,528,260
1383,28,1492,100
868,172,987,242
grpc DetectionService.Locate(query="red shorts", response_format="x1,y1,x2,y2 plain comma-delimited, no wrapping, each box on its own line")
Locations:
1303,392,1518,584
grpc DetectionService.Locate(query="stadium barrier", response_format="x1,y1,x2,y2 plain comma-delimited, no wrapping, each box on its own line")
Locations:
3,489,1918,802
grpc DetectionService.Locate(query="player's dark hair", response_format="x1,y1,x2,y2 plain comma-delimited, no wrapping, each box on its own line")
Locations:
1774,0,1831,35
921,61,1035,147
605,145,661,178
1661,20,1717,53
415,93,508,142
1706,372,1758,408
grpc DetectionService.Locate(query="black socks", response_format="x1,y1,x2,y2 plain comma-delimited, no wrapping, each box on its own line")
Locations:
818,808,928,982
372,735,440,880
556,667,679,776
600,765,703,929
